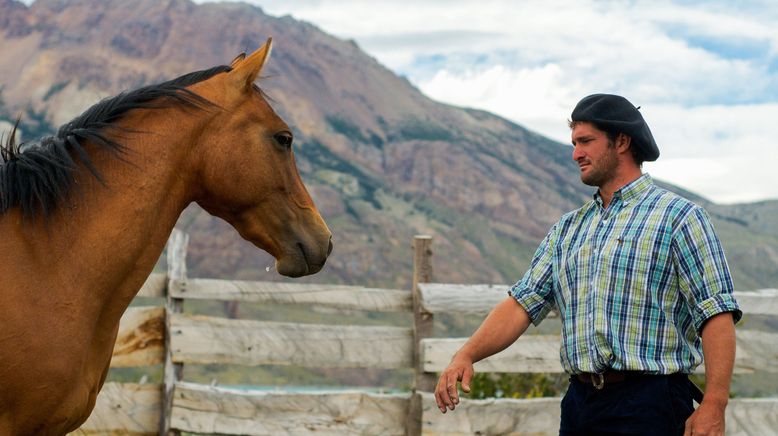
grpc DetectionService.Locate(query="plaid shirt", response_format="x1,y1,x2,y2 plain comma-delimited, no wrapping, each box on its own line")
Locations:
509,174,741,374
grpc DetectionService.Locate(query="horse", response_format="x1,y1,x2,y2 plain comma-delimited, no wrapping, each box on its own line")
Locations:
0,39,332,435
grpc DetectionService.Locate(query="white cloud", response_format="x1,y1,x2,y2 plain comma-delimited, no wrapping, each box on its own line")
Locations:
418,63,578,140
200,0,778,203
644,103,778,203
246,0,778,106
417,64,778,204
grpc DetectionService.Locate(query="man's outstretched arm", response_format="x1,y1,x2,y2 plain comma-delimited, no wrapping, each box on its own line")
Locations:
684,312,736,436
434,297,532,413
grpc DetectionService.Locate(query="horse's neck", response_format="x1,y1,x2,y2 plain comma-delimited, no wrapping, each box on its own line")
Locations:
0,113,201,432
46,114,198,322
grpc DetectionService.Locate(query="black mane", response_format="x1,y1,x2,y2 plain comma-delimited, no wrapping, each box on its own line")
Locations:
0,64,233,220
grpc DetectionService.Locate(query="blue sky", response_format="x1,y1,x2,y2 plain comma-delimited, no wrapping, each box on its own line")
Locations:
203,1,778,203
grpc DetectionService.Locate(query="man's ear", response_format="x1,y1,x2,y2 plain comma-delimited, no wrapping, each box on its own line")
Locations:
617,133,632,153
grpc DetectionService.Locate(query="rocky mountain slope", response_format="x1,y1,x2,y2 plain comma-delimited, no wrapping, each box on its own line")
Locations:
1,0,776,291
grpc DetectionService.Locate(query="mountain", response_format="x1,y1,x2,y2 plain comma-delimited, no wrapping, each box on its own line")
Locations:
1,0,776,291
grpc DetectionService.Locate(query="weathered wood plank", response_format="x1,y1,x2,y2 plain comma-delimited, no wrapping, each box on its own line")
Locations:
70,383,161,435
70,383,776,436
418,283,558,318
409,236,436,435
420,283,771,317
419,394,778,436
170,382,410,435
727,398,778,436
168,278,411,312
419,283,507,315
422,330,778,374
726,329,778,374
162,229,188,436
170,314,414,369
111,307,165,367
420,393,561,436
735,288,778,317
422,336,563,374
137,272,166,298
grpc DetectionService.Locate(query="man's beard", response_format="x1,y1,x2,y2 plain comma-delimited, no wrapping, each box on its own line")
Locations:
580,147,619,187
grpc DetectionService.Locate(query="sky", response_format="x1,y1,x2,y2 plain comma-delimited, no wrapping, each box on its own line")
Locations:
209,1,777,203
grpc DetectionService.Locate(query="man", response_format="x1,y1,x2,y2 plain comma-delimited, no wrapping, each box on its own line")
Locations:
434,94,741,436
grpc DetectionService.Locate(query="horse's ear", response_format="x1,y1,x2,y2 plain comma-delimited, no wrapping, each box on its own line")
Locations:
229,38,272,89
230,52,247,68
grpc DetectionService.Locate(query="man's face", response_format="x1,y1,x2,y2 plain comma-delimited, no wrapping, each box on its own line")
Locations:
571,122,618,187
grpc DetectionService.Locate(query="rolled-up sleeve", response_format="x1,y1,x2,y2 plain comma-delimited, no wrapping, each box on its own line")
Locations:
508,226,557,325
672,207,742,332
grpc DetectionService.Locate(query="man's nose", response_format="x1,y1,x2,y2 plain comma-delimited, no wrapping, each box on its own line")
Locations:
572,145,584,161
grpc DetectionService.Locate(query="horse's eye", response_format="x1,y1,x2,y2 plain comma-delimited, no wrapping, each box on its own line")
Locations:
273,131,293,149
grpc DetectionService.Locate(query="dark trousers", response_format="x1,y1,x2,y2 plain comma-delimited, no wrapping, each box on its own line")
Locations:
560,373,694,436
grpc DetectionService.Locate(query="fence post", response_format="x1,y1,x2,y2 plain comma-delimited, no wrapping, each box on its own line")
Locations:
160,229,188,436
407,235,435,435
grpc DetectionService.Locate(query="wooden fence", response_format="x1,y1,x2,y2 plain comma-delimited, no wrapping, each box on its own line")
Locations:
72,232,778,435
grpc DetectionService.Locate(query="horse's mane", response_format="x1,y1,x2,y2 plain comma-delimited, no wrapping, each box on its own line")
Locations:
0,64,233,220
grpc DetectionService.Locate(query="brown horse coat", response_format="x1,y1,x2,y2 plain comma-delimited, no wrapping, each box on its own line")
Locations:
0,40,331,435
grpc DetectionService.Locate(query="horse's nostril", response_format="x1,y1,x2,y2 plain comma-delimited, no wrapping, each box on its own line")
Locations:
327,239,333,256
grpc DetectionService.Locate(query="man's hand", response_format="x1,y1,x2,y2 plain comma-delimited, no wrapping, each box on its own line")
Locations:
434,355,474,413
684,401,726,436
433,297,532,414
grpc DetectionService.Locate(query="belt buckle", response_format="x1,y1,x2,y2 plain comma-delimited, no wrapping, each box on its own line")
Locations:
590,373,605,390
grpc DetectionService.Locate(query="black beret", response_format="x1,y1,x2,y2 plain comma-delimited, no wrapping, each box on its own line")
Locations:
571,94,659,162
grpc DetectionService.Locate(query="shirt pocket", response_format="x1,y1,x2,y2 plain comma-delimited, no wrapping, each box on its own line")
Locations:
602,234,651,280
605,230,673,293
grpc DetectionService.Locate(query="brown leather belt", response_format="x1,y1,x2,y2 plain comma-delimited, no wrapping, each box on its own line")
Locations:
575,371,705,404
574,371,640,389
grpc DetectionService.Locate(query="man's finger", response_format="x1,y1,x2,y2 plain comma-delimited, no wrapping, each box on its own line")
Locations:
683,415,693,436
444,372,459,410
434,384,446,413
461,367,474,393
448,382,459,407
435,375,451,413
439,374,454,410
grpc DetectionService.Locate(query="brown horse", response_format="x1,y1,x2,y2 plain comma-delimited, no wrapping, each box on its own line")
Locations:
0,39,332,435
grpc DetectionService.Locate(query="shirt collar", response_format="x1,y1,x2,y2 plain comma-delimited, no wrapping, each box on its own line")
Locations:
593,173,654,206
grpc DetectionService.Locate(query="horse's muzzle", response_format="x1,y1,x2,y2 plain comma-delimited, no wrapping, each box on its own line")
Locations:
276,235,331,278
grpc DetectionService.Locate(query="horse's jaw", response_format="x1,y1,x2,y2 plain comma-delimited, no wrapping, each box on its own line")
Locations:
202,203,333,278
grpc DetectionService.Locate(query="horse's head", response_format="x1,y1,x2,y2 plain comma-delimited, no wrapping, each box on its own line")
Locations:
187,39,332,277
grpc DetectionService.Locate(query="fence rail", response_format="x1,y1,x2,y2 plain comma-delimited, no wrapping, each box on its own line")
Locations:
169,278,412,312
74,233,778,435
75,385,778,435
171,383,410,435
418,283,778,317
422,329,778,374
109,306,165,367
72,383,161,435
170,314,414,368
